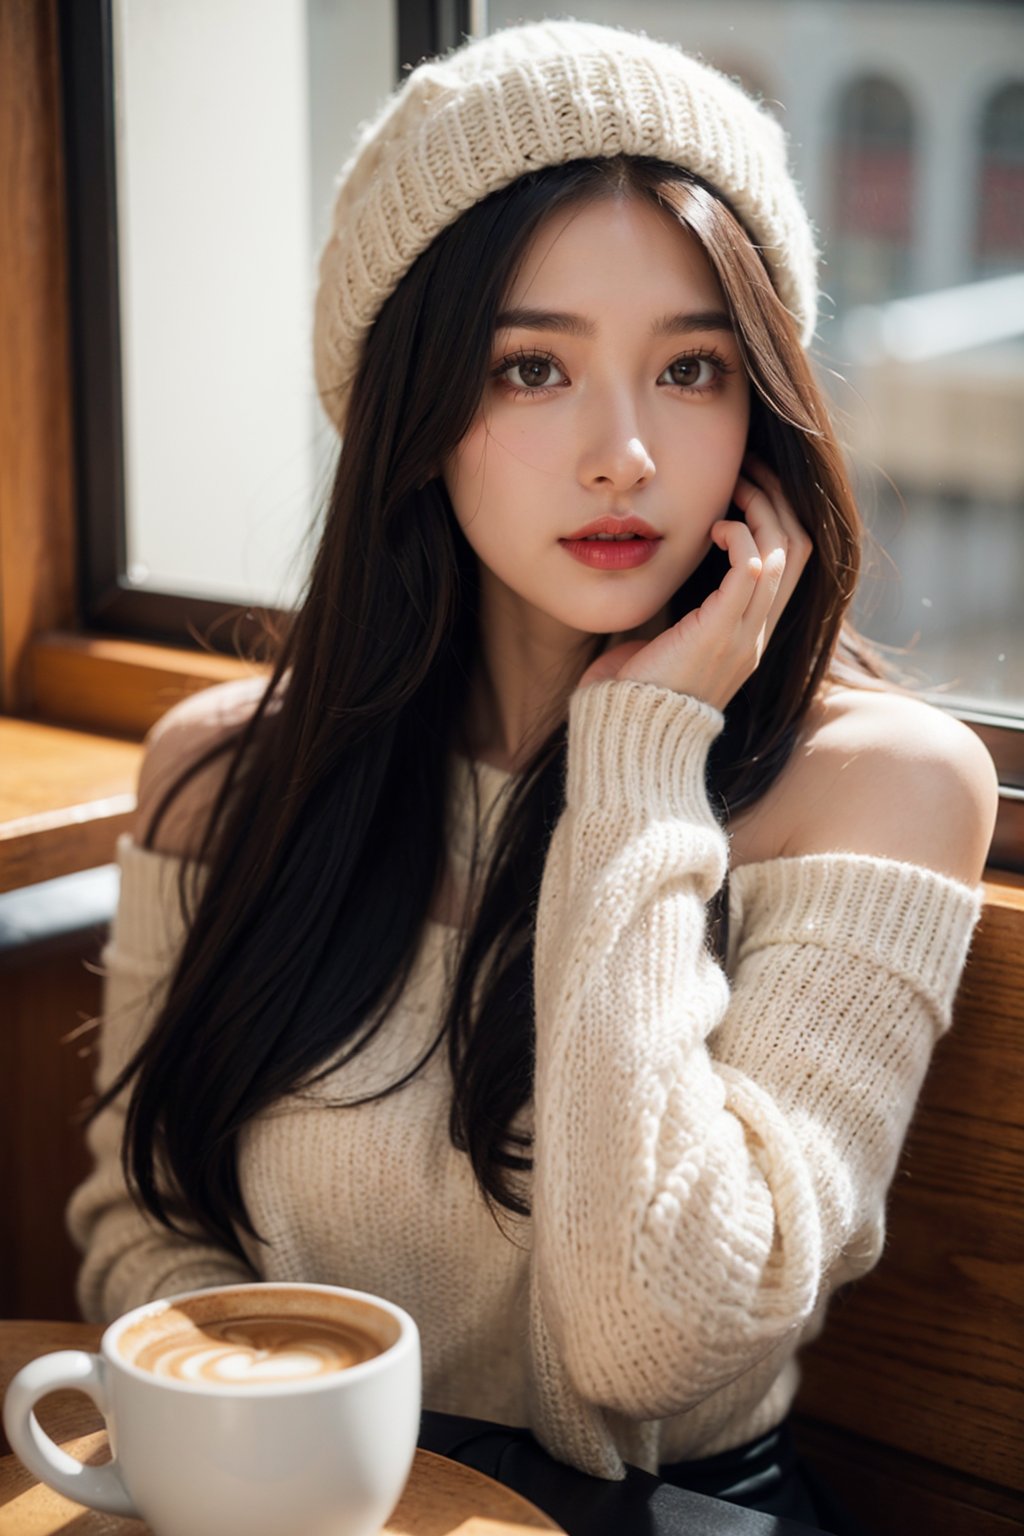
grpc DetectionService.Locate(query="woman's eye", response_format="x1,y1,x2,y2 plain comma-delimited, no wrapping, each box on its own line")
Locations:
660,354,725,391
493,348,732,397
496,354,566,393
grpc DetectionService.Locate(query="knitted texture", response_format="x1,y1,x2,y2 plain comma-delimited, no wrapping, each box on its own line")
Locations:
313,18,821,437
67,680,982,1476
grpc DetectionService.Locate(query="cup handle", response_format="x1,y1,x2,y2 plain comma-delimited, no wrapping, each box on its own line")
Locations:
2,1349,138,1517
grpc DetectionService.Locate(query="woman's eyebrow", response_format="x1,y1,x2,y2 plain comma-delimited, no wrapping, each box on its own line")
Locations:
653,309,736,338
494,307,594,337
493,307,735,337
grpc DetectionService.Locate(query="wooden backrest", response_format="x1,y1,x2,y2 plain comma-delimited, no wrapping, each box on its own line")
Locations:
0,946,101,1320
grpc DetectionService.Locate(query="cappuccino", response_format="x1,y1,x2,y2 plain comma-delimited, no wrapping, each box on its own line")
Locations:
6,1281,420,1536
118,1286,392,1388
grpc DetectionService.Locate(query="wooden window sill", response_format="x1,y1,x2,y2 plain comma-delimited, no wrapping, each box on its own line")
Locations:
29,630,266,739
0,717,139,893
3,631,1023,904
0,632,266,893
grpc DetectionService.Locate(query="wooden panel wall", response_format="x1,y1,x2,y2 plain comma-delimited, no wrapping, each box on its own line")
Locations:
0,939,100,1319
0,0,77,715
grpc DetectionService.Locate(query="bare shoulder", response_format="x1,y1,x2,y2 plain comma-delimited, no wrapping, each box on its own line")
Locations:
135,675,272,859
772,683,999,885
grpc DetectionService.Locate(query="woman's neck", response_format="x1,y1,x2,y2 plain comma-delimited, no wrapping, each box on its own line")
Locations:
460,590,591,773
461,571,669,773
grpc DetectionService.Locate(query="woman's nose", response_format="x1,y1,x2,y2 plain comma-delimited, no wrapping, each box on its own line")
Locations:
576,397,656,492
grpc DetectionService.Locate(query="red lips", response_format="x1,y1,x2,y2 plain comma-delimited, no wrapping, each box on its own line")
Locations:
562,514,661,540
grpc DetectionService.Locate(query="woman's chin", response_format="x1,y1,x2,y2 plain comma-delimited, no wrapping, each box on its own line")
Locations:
614,602,672,647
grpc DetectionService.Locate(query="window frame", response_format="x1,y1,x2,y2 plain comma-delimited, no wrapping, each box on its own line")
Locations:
58,0,254,648
57,0,470,651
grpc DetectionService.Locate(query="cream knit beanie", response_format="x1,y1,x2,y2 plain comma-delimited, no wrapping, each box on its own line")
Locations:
313,18,820,438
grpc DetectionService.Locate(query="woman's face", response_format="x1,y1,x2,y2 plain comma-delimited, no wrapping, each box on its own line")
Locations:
442,192,751,643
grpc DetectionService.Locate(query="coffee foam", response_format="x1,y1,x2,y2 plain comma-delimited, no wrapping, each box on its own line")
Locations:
118,1286,398,1389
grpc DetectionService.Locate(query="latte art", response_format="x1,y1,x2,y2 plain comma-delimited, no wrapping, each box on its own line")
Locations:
123,1305,386,1387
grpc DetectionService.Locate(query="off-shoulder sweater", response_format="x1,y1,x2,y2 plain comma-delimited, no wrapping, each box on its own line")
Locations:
66,679,984,1479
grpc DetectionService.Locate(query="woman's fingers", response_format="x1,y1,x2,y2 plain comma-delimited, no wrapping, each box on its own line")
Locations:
724,480,787,630
743,453,814,569
706,519,764,619
734,456,813,629
732,472,787,575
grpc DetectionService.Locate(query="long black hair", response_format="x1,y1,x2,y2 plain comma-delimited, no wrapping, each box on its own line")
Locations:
89,155,898,1259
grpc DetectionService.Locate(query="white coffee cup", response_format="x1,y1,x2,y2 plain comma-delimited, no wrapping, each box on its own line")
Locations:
3,1281,421,1536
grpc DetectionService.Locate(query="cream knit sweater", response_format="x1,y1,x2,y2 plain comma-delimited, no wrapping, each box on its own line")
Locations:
67,679,983,1478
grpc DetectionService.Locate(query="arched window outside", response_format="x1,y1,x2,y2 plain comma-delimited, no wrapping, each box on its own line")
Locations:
975,81,1024,277
832,75,915,308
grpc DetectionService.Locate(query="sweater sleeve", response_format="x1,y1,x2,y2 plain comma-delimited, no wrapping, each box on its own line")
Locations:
65,835,256,1322
529,677,983,1434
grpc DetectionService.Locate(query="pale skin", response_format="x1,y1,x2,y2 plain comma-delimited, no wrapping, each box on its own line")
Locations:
135,194,998,892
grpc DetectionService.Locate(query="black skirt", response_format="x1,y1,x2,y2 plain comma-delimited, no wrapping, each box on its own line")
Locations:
658,1418,870,1535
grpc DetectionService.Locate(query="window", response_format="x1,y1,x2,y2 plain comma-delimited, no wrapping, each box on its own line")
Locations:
832,76,916,308
58,0,1023,864
59,0,473,643
975,81,1024,276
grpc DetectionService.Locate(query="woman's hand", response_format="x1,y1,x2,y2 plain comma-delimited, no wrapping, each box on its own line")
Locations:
577,452,814,712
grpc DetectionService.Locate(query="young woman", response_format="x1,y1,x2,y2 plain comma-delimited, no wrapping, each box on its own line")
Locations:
68,20,998,1531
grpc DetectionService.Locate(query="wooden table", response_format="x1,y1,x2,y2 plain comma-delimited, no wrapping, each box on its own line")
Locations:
0,1320,563,1535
